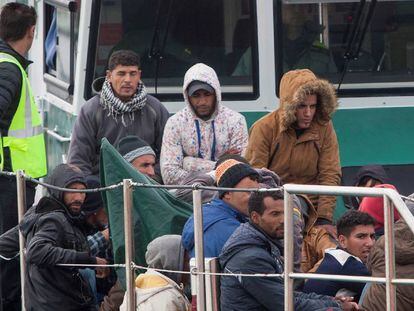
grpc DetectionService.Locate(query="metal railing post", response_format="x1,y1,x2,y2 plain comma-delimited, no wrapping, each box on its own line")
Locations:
123,179,136,311
284,188,294,311
383,194,396,311
16,170,26,311
193,189,206,311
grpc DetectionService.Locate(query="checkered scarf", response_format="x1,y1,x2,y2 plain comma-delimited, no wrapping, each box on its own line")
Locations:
100,78,148,126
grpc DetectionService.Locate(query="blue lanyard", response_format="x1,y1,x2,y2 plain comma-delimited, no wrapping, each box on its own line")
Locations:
195,119,216,161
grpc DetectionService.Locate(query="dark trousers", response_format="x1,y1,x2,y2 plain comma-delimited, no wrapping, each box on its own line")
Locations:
0,175,35,311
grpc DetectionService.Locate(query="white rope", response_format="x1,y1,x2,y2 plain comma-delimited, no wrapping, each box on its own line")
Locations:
0,253,19,261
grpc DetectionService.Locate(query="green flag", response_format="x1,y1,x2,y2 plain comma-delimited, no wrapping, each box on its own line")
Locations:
99,138,193,287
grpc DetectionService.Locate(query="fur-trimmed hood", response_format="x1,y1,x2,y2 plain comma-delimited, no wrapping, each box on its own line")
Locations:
278,69,338,130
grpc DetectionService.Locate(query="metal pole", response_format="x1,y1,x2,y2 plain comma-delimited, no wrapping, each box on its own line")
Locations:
16,170,27,311
284,188,294,311
123,179,136,311
383,194,396,311
193,189,206,311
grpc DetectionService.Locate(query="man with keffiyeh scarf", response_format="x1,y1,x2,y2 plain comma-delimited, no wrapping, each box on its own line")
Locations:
68,50,169,182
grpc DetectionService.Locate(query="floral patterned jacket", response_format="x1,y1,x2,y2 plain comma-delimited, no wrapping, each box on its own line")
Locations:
160,63,248,185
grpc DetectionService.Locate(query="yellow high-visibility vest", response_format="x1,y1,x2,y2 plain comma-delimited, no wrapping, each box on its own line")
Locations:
0,52,47,178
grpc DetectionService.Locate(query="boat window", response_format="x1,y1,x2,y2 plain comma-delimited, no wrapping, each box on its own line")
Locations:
87,0,259,101
43,0,80,101
274,0,414,95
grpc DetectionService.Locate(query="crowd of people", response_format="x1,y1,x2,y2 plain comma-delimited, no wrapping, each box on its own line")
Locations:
0,2,413,311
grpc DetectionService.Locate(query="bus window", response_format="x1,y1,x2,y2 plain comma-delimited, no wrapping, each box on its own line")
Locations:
87,0,259,101
44,0,80,101
274,0,414,95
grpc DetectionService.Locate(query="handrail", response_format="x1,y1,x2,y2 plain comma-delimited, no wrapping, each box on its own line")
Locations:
283,183,414,311
10,170,414,311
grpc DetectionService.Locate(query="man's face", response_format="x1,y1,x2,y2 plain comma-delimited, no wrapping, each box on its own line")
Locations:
63,182,86,216
131,154,156,178
251,198,285,239
106,65,141,102
295,94,317,129
223,176,259,215
188,89,216,120
338,225,376,263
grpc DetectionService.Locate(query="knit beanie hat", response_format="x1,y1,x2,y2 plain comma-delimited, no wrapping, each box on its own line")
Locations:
215,159,259,198
116,135,156,163
145,235,184,284
82,175,104,215
359,184,400,230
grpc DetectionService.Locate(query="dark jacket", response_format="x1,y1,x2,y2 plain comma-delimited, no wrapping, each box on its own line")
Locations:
181,198,247,258
303,248,369,301
0,39,31,171
21,164,96,311
219,222,341,311
68,94,169,176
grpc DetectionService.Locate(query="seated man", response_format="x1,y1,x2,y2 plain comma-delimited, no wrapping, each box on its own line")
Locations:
116,135,157,179
303,210,375,301
120,235,190,311
20,164,107,310
358,184,400,238
160,63,248,185
219,190,356,310
182,159,260,257
361,195,414,310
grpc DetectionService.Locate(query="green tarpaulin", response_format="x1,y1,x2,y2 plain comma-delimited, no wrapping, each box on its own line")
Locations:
99,139,193,287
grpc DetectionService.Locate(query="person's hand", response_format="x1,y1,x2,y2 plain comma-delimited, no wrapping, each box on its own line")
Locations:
338,301,359,311
335,296,354,303
96,267,110,278
95,256,107,265
315,224,337,239
101,228,110,241
95,257,109,278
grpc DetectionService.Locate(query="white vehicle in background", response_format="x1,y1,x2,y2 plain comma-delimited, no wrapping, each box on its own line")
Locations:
6,0,414,214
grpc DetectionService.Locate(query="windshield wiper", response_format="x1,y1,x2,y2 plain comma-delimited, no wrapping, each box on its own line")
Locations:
337,0,377,92
148,0,175,94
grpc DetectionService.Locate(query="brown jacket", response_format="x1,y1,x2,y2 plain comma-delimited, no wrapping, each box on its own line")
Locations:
300,195,337,273
246,69,341,221
361,219,414,311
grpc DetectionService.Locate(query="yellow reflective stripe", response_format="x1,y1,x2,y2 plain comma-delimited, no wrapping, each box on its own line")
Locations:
0,53,36,130
8,125,43,138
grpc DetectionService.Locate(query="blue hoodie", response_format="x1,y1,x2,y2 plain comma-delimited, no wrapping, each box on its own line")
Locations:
181,198,247,257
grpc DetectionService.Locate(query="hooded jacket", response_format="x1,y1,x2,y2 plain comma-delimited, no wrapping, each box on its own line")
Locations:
361,218,414,310
245,69,341,221
160,63,248,185
219,222,342,310
119,270,191,311
21,164,96,311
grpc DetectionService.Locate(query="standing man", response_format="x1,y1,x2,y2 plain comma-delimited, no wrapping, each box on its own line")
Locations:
160,63,248,185
246,69,341,236
0,3,47,310
21,164,107,311
68,50,169,180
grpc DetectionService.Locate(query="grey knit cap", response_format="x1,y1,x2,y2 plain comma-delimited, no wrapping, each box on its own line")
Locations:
116,135,156,163
145,235,185,283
